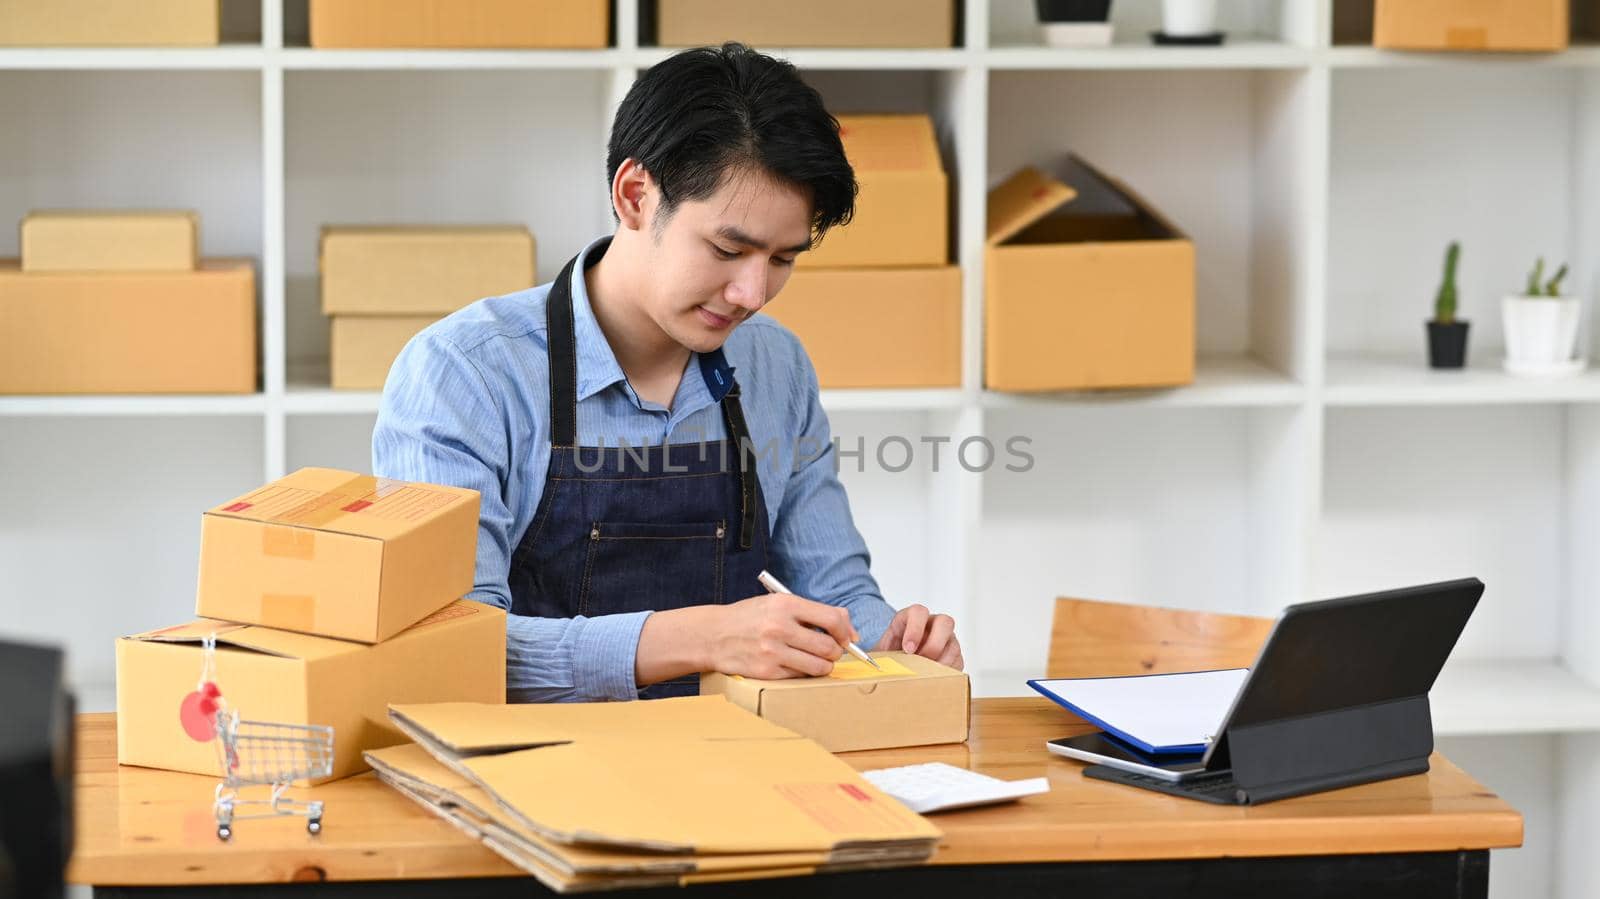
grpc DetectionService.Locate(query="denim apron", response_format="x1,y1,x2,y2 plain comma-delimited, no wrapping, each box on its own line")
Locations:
506,243,770,699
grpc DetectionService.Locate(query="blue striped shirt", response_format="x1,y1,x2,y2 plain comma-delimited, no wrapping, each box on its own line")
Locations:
372,236,895,703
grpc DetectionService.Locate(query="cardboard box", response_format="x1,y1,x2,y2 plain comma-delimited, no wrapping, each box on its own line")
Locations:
0,260,255,394
761,266,961,388
321,226,535,316
700,652,970,753
21,210,197,272
1374,0,1568,52
0,0,218,46
116,599,506,783
655,0,955,48
985,158,1194,392
330,315,439,390
310,0,608,49
196,468,480,644
801,115,948,269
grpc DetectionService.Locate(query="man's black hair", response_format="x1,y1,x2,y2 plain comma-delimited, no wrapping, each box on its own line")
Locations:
607,42,856,244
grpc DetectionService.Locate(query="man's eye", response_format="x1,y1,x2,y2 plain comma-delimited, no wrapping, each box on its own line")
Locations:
772,256,796,268
712,245,739,260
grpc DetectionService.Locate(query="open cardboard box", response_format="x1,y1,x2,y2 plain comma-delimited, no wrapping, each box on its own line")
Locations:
985,156,1195,392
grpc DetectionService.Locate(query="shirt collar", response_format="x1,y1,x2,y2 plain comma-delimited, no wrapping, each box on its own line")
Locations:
568,236,630,402
566,234,737,406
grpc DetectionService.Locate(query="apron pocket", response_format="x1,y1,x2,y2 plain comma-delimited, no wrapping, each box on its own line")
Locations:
578,520,726,616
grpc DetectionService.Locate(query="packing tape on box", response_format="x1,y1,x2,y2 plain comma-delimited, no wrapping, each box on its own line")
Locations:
262,523,316,560
259,593,317,633
1446,27,1488,48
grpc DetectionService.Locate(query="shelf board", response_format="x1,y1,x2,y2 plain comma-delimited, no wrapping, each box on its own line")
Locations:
278,46,627,70
0,392,266,416
1326,44,1600,69
286,364,969,416
1325,353,1600,406
972,659,1600,737
986,38,1309,70
0,45,266,70
982,355,1304,409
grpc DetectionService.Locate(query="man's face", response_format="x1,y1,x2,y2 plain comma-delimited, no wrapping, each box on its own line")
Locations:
640,167,813,354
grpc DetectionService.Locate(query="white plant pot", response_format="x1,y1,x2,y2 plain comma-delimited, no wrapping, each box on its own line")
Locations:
1162,0,1218,37
1501,294,1582,371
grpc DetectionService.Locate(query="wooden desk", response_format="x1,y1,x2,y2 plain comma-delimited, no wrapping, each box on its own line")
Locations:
70,699,1522,897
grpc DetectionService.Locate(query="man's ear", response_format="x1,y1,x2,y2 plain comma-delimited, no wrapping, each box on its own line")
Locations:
612,158,655,231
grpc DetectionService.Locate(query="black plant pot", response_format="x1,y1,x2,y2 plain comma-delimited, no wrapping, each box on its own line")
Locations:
1426,320,1469,369
1036,0,1112,22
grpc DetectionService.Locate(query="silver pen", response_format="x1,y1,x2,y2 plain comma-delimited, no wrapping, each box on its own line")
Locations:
756,570,883,671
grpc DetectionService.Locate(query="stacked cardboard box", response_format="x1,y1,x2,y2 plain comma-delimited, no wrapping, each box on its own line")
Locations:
366,696,942,890
0,0,219,47
0,210,255,394
117,468,505,782
761,115,962,389
309,0,609,49
984,157,1195,392
655,0,956,48
1373,0,1568,52
322,226,536,390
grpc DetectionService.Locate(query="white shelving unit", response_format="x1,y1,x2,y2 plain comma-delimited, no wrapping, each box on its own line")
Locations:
3,2,1599,896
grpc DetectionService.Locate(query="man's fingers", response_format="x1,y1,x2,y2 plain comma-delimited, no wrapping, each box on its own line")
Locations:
936,637,963,671
900,605,931,654
787,596,856,648
779,646,836,679
917,614,956,660
785,622,844,662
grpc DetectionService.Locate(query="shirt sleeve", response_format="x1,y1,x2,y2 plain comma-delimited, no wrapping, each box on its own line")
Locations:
765,345,898,649
372,330,650,703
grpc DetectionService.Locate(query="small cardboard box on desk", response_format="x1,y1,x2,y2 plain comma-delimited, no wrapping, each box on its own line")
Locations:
116,600,506,783
195,467,480,644
700,652,970,753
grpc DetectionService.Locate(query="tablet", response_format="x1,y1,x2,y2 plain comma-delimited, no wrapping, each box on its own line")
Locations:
1047,732,1212,783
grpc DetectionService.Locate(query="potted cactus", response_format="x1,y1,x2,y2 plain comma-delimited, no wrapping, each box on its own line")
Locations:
1502,257,1584,376
1427,241,1469,369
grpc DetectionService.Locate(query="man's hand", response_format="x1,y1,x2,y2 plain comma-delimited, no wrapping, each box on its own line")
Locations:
874,604,962,670
702,593,860,680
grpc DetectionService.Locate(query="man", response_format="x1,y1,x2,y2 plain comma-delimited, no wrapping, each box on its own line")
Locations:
373,43,961,703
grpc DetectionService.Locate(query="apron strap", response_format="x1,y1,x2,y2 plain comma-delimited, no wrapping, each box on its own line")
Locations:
545,253,582,449
719,383,758,551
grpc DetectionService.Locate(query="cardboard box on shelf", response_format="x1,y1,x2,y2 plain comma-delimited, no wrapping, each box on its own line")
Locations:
309,0,608,49
700,652,970,753
0,260,255,394
320,226,536,316
1373,0,1568,52
21,210,198,272
984,157,1194,392
196,467,480,644
0,0,219,47
116,599,506,783
655,0,955,49
800,115,948,270
760,266,961,388
330,315,439,390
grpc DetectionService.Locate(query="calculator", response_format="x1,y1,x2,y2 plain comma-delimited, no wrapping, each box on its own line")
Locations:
861,762,1050,814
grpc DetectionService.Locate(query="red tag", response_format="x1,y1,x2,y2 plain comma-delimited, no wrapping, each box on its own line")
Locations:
222,502,252,512
840,784,871,802
342,500,373,513
179,682,222,741
1032,186,1049,199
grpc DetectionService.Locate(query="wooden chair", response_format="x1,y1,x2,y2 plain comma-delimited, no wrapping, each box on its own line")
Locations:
1046,597,1274,679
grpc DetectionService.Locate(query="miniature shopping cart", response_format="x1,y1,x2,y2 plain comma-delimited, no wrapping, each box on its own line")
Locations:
211,709,334,841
